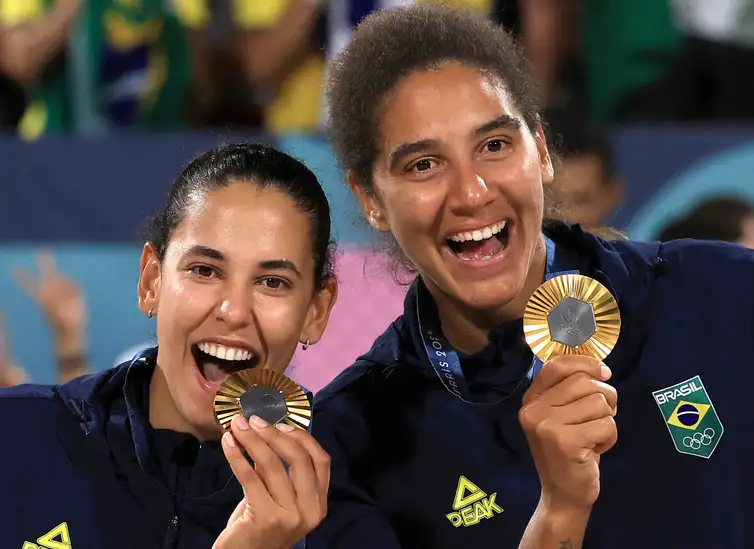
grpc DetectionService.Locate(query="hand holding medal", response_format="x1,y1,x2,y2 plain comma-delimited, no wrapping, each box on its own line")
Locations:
213,370,329,549
519,274,621,522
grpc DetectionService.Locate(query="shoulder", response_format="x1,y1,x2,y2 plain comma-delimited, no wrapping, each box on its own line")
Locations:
0,383,70,460
0,382,60,412
314,315,409,408
656,238,754,276
312,315,425,445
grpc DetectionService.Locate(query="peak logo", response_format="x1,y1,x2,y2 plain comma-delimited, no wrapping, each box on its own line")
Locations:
445,476,503,528
22,522,71,549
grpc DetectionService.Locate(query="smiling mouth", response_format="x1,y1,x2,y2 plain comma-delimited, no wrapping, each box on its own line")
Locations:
192,343,257,386
446,220,510,262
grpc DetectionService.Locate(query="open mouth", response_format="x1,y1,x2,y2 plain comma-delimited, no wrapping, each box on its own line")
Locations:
192,342,257,388
446,220,510,262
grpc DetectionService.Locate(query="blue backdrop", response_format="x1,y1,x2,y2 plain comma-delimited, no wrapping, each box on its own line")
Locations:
1,129,753,383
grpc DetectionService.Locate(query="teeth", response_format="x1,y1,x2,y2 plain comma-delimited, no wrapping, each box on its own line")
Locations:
197,342,252,361
449,220,507,243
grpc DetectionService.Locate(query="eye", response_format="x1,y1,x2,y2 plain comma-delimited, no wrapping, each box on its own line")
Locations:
189,265,218,279
482,139,507,154
407,158,436,173
259,277,290,290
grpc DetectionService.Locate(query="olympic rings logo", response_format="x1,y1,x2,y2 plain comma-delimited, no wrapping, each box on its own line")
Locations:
682,428,716,450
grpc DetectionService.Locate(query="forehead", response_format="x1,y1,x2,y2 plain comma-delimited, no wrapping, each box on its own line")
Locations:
169,182,313,261
378,63,520,144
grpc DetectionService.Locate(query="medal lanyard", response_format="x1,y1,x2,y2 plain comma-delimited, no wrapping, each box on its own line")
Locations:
416,237,580,404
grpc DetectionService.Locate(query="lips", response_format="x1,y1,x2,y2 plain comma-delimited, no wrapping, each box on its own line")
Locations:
191,342,257,390
446,220,510,262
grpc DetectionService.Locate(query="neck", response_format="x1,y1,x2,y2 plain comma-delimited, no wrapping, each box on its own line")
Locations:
149,364,211,441
431,234,548,354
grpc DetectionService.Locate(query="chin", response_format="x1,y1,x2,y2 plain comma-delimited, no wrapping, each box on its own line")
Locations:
457,276,524,313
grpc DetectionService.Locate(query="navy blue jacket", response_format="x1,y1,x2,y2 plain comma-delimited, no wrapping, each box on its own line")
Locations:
307,223,754,549
0,350,243,549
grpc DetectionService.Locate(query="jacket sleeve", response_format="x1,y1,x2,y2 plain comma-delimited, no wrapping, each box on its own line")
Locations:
305,401,402,549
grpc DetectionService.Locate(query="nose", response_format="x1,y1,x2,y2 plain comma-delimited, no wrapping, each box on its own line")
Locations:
446,161,495,216
216,280,253,329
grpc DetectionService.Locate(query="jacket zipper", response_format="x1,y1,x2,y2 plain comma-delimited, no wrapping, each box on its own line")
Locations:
161,443,202,548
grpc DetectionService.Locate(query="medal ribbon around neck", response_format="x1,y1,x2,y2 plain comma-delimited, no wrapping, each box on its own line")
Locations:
417,237,611,405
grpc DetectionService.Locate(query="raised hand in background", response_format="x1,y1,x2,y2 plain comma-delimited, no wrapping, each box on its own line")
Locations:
14,251,89,383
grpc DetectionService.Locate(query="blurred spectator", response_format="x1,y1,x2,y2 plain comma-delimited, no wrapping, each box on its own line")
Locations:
0,314,28,388
654,0,754,121
0,0,203,140
233,0,325,134
231,1,504,135
657,197,754,248
13,252,89,382
579,0,683,126
547,111,624,229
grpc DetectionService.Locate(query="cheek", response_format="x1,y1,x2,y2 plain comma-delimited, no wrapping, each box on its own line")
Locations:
254,296,308,348
383,187,444,241
158,278,217,343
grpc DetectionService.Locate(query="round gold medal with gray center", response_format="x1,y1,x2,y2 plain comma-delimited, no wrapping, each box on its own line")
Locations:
214,369,312,432
524,274,621,362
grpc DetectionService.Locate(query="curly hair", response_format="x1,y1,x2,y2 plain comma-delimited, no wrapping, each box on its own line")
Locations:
326,4,567,280
326,3,542,191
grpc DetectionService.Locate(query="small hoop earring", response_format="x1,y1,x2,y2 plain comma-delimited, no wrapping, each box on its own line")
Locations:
302,339,310,351
147,308,154,318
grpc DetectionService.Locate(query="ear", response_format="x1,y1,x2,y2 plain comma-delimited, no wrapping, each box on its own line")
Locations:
347,171,390,233
137,242,162,316
300,277,338,345
534,122,555,184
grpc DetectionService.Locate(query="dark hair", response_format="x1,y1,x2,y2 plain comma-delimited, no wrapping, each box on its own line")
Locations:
545,109,617,184
326,3,541,192
326,4,556,280
144,143,336,289
657,197,754,243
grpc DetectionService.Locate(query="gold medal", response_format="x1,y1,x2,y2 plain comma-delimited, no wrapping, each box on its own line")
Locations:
214,369,312,431
523,274,621,362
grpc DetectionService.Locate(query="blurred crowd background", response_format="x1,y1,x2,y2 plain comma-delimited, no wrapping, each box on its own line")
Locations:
1,0,753,391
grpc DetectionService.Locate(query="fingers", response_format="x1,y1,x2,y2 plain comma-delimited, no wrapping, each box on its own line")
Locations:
524,355,611,405
527,417,618,462
539,372,617,412
553,392,617,425
230,415,297,511
277,423,331,514
580,416,618,456
36,251,57,278
221,430,276,507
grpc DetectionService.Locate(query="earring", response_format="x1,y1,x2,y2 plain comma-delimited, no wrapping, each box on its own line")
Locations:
369,210,380,225
302,339,310,351
147,308,154,318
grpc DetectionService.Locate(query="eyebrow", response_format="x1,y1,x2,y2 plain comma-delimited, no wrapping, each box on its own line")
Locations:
388,139,440,172
387,115,522,172
473,114,521,137
184,246,302,278
185,245,225,261
258,259,302,278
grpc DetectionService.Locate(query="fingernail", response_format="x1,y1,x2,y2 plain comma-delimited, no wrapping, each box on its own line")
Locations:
223,432,236,448
232,414,249,431
276,422,295,433
600,364,612,381
249,415,268,429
